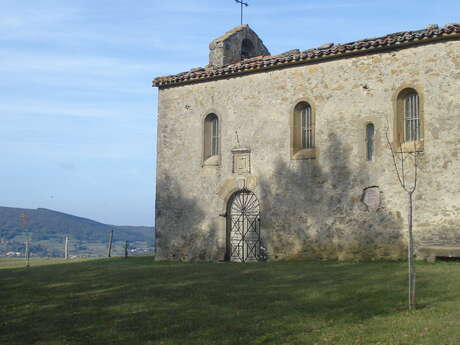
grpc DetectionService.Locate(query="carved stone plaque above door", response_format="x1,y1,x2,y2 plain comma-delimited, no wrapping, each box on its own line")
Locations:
232,148,251,174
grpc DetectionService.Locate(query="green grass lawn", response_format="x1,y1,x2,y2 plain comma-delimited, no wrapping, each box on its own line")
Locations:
1,257,459,345
0,257,92,269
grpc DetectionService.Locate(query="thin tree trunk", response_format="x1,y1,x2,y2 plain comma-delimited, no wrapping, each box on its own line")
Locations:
65,236,69,260
385,124,418,311
124,241,128,259
107,230,113,258
408,192,416,310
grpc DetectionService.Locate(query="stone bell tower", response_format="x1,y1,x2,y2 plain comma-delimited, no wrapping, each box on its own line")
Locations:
208,25,270,67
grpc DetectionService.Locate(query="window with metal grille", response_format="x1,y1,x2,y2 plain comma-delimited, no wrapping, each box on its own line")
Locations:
404,92,420,142
300,104,314,149
204,113,219,162
293,102,315,151
395,88,424,152
366,123,375,161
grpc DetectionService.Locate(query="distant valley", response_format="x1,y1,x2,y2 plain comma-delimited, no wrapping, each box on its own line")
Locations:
0,206,154,258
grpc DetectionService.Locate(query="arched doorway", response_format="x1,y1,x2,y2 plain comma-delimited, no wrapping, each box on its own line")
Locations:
226,188,261,262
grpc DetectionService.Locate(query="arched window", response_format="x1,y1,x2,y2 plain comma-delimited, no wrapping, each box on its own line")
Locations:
241,39,255,60
366,123,375,161
203,113,220,164
395,88,423,151
292,102,315,158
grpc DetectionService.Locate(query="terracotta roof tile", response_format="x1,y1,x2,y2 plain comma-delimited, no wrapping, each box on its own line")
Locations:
153,23,460,88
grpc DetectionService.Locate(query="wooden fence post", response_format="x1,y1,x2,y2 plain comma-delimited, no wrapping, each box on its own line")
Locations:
20,213,30,267
107,230,113,258
65,236,69,260
25,239,30,267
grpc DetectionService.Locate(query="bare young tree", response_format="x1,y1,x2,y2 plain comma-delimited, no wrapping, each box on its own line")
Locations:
385,122,420,310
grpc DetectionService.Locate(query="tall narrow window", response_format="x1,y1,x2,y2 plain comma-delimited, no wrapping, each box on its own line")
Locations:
366,123,375,161
404,92,420,142
204,113,220,164
300,104,314,149
211,116,219,156
293,102,315,158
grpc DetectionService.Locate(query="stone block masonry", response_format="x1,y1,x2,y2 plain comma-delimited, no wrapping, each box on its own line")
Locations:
154,24,460,261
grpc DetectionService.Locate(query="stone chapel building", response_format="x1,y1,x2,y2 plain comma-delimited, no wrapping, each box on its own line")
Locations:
153,23,460,262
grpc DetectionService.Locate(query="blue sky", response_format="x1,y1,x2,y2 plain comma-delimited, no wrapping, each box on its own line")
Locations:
2,0,459,226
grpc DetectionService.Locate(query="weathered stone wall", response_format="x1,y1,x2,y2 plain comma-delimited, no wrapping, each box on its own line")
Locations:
155,39,460,261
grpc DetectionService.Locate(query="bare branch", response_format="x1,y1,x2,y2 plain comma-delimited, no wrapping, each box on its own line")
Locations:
411,141,418,193
384,118,405,189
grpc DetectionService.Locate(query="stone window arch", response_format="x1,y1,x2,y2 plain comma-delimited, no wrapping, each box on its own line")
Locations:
203,113,220,165
394,87,424,151
291,101,316,159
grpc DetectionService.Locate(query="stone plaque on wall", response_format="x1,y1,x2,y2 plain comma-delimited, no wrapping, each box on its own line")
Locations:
232,148,251,174
362,186,380,211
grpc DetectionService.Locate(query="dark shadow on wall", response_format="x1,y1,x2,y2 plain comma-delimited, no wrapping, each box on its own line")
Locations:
259,132,405,260
155,174,220,261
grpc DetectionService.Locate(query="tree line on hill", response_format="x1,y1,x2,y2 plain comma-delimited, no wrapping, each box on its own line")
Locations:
0,206,154,257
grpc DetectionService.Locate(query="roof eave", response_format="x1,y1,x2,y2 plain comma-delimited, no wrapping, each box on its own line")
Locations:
152,29,460,89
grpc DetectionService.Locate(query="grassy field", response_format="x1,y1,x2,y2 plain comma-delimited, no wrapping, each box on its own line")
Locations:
0,257,92,269
1,257,459,345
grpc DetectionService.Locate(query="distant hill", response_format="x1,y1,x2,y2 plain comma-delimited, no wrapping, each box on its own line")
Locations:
0,206,154,257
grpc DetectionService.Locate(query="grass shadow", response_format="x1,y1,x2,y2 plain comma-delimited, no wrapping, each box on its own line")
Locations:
2,258,460,345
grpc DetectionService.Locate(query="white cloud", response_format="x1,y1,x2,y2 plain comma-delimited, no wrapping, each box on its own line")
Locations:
0,51,155,74
0,4,79,33
155,1,232,15
0,101,156,120
0,49,189,95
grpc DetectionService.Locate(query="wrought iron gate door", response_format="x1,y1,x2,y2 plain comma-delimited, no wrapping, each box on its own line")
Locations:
228,189,260,262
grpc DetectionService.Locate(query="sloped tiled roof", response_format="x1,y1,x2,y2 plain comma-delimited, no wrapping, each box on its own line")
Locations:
153,23,460,88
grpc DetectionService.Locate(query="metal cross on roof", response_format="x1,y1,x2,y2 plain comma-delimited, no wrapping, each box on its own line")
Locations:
234,0,248,26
